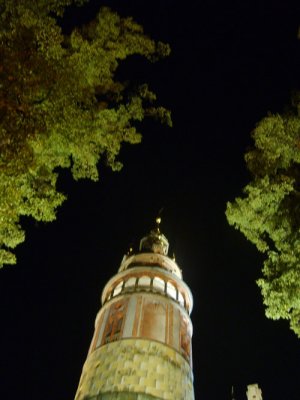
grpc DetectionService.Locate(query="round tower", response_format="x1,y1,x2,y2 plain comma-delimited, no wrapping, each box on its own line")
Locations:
75,220,195,400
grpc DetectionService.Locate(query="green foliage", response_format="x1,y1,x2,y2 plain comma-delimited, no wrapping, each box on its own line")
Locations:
226,97,300,337
0,1,171,267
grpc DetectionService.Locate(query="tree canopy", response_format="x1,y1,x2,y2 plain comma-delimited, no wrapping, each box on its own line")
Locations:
0,0,171,267
226,95,300,337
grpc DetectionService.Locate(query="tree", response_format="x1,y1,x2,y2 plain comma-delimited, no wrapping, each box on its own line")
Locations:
226,95,300,337
0,1,171,267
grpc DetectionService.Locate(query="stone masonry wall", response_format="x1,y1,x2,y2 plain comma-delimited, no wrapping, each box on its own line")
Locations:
84,392,158,399
75,339,194,400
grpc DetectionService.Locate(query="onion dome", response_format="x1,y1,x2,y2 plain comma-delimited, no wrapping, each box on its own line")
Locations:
118,217,182,279
139,217,169,255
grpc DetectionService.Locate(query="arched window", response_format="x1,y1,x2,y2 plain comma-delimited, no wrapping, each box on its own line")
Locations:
138,275,151,287
166,282,177,300
124,277,136,288
113,281,123,296
178,291,185,307
153,277,165,293
106,290,113,302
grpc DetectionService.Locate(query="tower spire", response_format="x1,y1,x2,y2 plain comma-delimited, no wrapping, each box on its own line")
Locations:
155,215,161,232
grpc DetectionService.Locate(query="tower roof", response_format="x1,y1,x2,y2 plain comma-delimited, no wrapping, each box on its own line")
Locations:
139,217,169,256
118,218,182,279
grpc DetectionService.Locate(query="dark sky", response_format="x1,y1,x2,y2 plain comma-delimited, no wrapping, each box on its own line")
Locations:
1,1,300,399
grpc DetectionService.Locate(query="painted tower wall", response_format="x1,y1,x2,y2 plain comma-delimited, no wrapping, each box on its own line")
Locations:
88,292,193,363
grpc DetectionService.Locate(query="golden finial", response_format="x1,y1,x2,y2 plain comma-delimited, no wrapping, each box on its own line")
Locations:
155,216,161,233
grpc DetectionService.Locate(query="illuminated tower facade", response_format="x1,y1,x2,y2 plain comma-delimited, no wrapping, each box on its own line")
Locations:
75,220,194,399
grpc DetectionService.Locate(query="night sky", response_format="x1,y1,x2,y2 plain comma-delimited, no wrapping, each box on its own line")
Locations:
1,1,300,399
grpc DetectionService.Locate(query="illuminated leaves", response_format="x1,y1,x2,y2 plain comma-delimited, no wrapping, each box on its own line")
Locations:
246,114,300,176
0,1,171,267
226,98,300,337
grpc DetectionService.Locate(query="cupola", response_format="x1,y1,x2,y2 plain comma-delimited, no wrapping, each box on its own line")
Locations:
139,217,169,255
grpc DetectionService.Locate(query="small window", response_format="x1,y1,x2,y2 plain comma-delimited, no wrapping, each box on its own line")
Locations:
113,281,123,296
125,277,136,288
178,291,185,306
153,277,165,293
106,291,113,302
138,276,151,287
167,282,177,300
